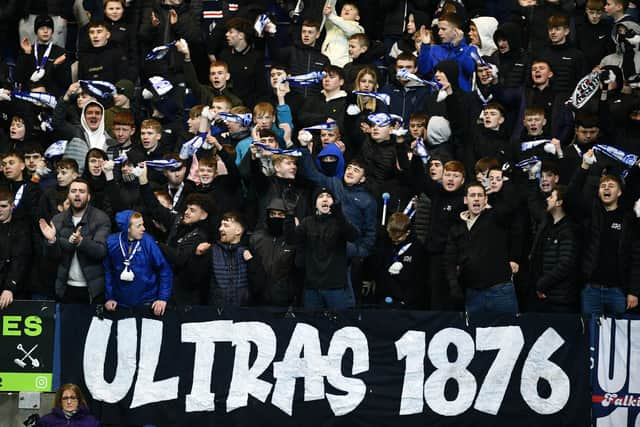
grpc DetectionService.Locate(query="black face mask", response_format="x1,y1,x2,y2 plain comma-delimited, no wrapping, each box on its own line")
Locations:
321,160,338,176
266,216,284,236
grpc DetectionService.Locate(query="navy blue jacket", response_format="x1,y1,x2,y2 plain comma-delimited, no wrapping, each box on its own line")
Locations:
380,80,428,125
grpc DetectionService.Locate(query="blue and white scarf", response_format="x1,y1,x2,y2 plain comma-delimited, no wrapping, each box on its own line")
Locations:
11,91,57,109
145,40,177,61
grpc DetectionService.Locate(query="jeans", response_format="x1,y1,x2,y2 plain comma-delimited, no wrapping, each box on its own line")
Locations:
304,288,352,310
581,284,626,316
465,282,519,315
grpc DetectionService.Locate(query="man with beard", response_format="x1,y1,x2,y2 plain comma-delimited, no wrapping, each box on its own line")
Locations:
208,212,253,307
527,182,579,313
39,179,110,303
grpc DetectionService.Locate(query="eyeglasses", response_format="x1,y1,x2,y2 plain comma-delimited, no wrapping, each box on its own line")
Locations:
61,396,78,401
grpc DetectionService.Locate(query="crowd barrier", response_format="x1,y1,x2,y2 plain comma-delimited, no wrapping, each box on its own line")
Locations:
0,301,637,426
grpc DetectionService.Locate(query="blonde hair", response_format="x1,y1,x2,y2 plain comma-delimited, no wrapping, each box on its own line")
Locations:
355,67,378,112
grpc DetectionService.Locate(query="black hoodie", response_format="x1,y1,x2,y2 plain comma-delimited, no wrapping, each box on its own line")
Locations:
575,14,612,70
492,22,530,88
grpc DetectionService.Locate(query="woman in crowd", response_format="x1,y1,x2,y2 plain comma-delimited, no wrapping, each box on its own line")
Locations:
36,383,100,427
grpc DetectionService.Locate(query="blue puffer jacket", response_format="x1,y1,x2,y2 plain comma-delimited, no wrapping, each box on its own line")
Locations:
36,406,100,427
104,210,173,307
417,40,478,92
299,147,377,258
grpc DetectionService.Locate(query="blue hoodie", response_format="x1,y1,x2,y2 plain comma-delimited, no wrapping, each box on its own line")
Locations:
104,210,173,307
315,143,345,179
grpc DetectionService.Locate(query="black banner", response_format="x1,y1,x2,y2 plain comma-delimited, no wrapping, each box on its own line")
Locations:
60,305,590,426
591,315,640,426
0,301,56,392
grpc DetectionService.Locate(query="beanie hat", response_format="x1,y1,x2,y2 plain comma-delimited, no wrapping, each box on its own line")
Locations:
115,79,135,100
313,186,335,202
34,15,54,33
434,60,460,90
427,116,451,146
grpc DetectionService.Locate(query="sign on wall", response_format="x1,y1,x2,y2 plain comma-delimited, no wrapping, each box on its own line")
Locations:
0,301,55,392
59,306,590,426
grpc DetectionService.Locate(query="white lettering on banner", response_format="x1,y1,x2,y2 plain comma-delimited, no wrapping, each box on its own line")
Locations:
325,327,369,416
396,327,569,416
131,319,179,408
84,319,370,416
83,317,137,403
181,320,234,412
598,319,628,393
601,393,640,407
272,323,328,414
520,328,570,414
271,324,370,415
630,320,640,393
424,328,477,416
396,330,426,415
474,326,524,415
227,322,277,412
594,318,640,426
82,319,572,417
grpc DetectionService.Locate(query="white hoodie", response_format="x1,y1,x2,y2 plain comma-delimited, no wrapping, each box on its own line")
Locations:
471,17,498,57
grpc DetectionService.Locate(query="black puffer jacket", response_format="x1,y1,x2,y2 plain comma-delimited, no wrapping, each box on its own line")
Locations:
492,22,530,88
359,136,400,196
266,37,330,97
537,42,587,95
531,216,579,304
528,181,579,305
46,206,111,302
